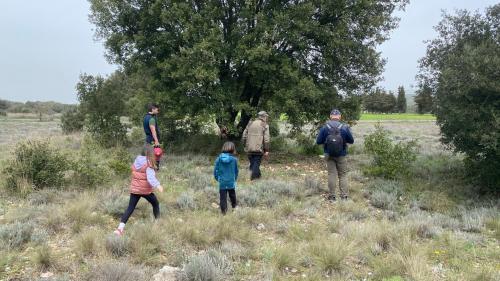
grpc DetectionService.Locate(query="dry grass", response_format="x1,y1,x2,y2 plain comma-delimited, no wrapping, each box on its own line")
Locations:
0,118,497,280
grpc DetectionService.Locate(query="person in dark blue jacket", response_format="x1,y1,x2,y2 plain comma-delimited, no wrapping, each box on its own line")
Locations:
214,142,239,214
144,103,161,167
316,109,354,201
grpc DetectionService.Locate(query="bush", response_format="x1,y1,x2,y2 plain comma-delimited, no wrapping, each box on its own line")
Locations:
85,262,147,281
60,107,85,134
176,192,197,210
108,146,132,177
105,235,130,257
370,190,398,210
0,221,34,249
4,140,69,192
295,133,323,155
364,124,417,179
101,192,128,218
73,138,109,187
179,250,233,281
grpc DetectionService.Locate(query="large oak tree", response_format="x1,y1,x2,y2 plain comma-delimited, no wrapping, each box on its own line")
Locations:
89,0,407,136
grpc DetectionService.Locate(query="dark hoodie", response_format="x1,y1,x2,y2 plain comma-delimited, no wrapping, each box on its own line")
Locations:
213,153,239,189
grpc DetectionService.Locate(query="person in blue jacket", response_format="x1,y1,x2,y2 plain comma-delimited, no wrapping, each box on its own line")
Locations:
316,109,354,201
214,142,239,214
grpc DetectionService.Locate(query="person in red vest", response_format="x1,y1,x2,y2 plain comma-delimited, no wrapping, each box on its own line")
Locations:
114,144,164,236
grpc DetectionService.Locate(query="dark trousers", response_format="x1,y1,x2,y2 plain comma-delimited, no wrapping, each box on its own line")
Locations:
248,154,263,180
219,189,237,214
120,193,160,223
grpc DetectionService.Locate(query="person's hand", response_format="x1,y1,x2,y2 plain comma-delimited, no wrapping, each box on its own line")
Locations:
157,185,164,193
154,141,160,147
264,151,269,159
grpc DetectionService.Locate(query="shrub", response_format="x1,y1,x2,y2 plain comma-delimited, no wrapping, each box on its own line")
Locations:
28,189,56,205
60,107,85,134
31,228,49,245
105,235,130,257
0,221,34,249
101,192,128,218
85,261,147,281
176,192,197,210
179,250,233,281
4,140,69,192
370,190,397,210
187,170,212,191
364,124,417,179
304,176,322,195
108,146,132,177
73,139,109,187
295,133,323,155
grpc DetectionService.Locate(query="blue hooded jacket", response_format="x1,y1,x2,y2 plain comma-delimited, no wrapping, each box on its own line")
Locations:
316,120,354,156
213,153,239,190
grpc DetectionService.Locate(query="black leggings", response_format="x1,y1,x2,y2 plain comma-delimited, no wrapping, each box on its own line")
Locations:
219,189,237,214
120,193,160,223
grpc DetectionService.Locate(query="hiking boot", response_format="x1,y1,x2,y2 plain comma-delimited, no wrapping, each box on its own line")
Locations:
327,194,336,201
340,196,349,200
113,229,124,236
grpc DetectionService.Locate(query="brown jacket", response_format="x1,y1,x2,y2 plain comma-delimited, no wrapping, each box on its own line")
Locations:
242,118,270,154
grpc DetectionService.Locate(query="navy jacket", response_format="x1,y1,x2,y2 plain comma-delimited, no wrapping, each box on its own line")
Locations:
316,120,354,156
213,153,239,190
143,114,160,144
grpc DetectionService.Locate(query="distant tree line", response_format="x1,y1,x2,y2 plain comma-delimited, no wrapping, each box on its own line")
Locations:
0,99,75,116
362,86,408,113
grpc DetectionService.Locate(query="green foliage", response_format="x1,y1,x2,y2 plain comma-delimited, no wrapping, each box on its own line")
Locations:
4,140,69,192
72,138,109,187
363,88,397,113
107,146,132,177
414,83,433,114
295,133,323,155
396,86,407,113
76,73,127,146
418,4,500,191
89,0,406,136
60,106,85,134
364,125,418,179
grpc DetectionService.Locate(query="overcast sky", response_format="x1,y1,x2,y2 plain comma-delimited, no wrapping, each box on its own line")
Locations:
0,0,497,104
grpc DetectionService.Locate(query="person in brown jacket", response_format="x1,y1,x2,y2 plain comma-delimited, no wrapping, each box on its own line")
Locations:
242,111,271,180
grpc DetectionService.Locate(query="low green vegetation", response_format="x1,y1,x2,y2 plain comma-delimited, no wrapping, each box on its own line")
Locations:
0,117,498,281
360,113,436,121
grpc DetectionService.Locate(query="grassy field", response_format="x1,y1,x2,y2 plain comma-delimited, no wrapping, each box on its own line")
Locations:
360,113,436,121
0,117,498,281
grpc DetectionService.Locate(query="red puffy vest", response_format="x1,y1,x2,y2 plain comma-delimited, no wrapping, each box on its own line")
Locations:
130,163,153,195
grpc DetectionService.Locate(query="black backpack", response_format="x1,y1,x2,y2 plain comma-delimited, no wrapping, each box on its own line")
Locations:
325,123,344,157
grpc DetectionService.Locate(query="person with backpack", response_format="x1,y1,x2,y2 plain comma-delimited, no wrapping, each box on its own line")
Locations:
242,111,271,180
213,142,239,214
316,109,354,201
